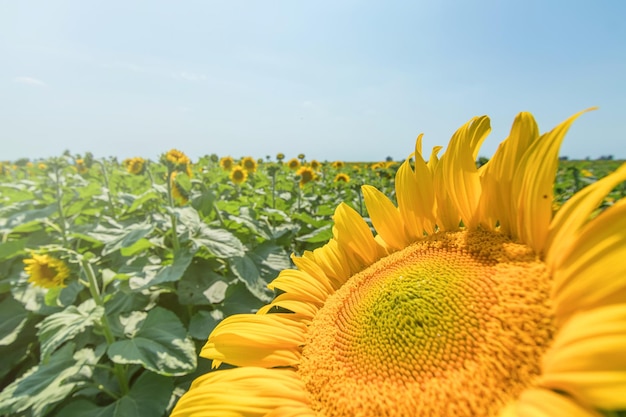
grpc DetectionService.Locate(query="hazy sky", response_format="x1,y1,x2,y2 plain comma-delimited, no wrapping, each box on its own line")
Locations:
2,1,625,162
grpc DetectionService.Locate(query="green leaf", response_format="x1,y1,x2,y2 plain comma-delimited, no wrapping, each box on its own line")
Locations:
0,296,29,346
107,307,197,376
0,238,27,261
177,263,227,305
221,281,266,317
37,299,104,360
0,344,97,417
189,309,223,340
120,238,154,256
191,227,245,258
296,224,333,243
54,371,174,417
44,279,83,307
101,222,155,255
230,254,273,302
127,190,160,213
2,204,57,232
129,249,194,290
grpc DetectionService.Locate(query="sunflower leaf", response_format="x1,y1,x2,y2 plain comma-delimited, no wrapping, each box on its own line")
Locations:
37,299,104,360
54,371,174,417
107,307,197,376
0,296,29,346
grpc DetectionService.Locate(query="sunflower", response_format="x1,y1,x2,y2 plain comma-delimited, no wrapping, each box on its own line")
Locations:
332,160,344,169
287,158,301,170
309,159,321,170
172,109,626,417
170,171,189,205
162,149,192,177
334,173,350,183
296,166,316,188
298,153,306,160
241,156,258,173
230,166,248,185
219,156,235,171
276,153,285,161
23,254,70,289
124,157,145,175
75,159,88,174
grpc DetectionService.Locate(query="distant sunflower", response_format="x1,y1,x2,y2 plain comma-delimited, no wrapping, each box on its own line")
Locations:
75,159,88,174
241,156,257,173
219,156,235,171
296,166,316,188
38,163,47,170
287,158,301,170
230,166,248,185
172,109,626,417
332,160,344,169
163,149,192,177
310,159,321,170
23,254,70,289
170,171,189,205
124,157,146,175
276,153,285,161
334,173,350,183
298,153,306,160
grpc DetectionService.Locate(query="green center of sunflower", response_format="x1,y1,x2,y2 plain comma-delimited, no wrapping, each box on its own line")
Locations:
298,229,555,417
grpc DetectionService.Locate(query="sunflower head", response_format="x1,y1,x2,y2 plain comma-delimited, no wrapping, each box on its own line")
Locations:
124,157,146,175
309,159,321,170
287,158,301,170
74,159,88,174
332,160,345,169
296,166,316,188
173,109,626,417
298,153,306,160
38,163,47,170
334,173,350,183
241,156,257,173
229,166,248,185
23,254,70,289
170,171,189,205
162,149,192,175
219,156,234,171
276,153,285,161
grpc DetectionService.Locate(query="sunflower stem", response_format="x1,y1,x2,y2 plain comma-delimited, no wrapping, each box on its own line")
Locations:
53,165,69,246
95,160,117,219
166,169,181,253
80,258,130,396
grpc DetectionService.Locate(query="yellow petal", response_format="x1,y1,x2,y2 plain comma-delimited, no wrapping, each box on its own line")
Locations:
515,108,595,254
268,269,330,307
551,199,626,322
478,112,539,234
290,254,335,294
541,305,626,409
332,202,382,266
201,314,306,367
362,185,409,251
432,151,461,231
499,388,602,417
442,116,491,228
171,367,314,417
546,163,626,269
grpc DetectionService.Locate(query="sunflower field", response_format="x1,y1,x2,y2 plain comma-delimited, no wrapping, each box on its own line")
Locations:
0,147,624,416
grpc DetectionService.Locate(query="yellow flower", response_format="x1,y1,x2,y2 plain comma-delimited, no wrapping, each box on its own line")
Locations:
298,153,306,160
75,159,88,174
580,168,594,178
229,166,248,184
219,156,234,171
309,159,321,170
124,157,145,175
296,166,316,188
371,162,384,170
287,158,300,170
23,254,70,289
164,149,190,166
334,173,350,183
172,109,626,417
241,156,257,173
38,163,47,170
276,153,285,161
332,160,344,169
170,171,189,205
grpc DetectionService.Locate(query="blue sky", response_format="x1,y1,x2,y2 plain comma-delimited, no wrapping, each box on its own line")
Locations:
2,0,625,162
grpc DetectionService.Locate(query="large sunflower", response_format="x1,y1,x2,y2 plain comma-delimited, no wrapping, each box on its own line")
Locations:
172,110,626,417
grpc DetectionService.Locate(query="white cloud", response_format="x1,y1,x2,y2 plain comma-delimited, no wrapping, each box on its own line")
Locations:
14,76,46,86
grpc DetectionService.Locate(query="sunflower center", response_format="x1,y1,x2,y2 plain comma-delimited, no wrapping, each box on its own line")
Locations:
298,229,554,417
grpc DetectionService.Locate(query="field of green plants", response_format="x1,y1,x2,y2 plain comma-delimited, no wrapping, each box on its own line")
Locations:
0,150,623,417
